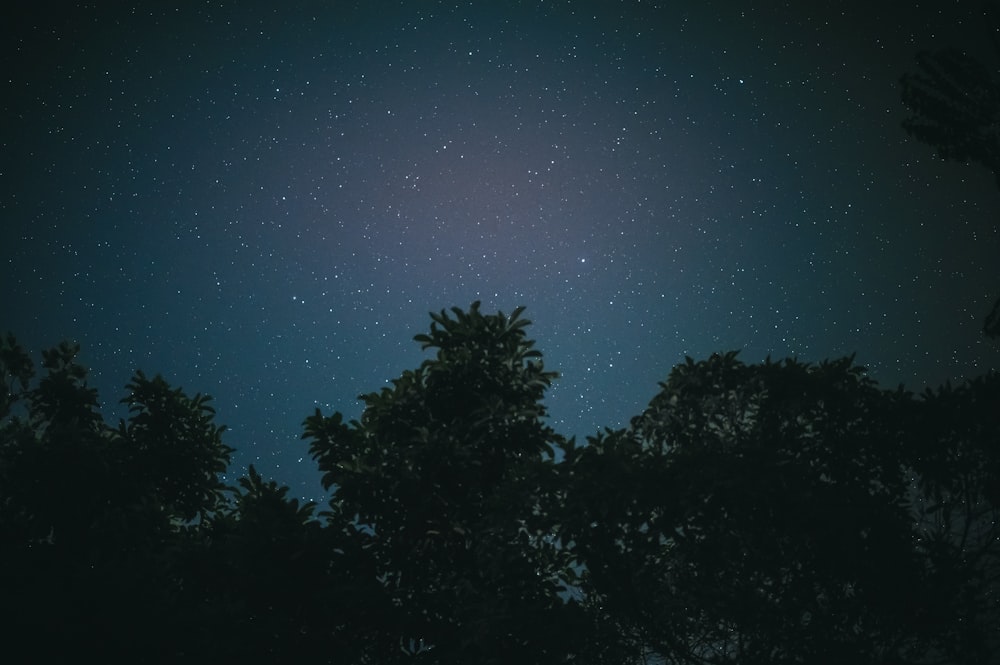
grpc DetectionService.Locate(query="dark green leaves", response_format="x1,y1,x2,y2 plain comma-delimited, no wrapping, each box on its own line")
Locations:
0,332,33,419
304,303,578,663
563,353,939,663
3,317,998,664
899,37,1000,338
901,46,1000,183
118,370,233,521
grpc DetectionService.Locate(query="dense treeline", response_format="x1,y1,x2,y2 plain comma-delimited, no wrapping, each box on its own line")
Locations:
1,303,997,664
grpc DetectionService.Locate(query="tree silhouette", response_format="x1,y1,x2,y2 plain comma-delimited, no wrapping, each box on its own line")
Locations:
2,310,998,663
562,352,989,664
901,45,1000,186
0,337,234,662
303,302,586,664
116,370,233,523
168,464,390,664
908,374,1000,663
900,39,1000,337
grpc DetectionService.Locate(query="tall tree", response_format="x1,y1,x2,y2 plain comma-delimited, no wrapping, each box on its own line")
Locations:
562,353,930,664
303,302,584,663
0,336,234,662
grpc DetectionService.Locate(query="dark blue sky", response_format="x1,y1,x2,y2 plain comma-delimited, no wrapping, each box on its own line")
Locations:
4,1,998,499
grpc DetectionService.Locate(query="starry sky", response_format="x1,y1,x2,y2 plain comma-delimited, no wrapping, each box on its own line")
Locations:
3,1,998,499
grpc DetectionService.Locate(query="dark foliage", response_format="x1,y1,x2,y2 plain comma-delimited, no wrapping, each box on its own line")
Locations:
562,352,998,663
303,302,584,663
1,308,997,663
900,39,1000,338
901,45,1000,186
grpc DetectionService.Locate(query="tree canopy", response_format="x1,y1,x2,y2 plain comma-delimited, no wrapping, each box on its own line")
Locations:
899,35,1000,338
2,308,998,664
901,44,1000,186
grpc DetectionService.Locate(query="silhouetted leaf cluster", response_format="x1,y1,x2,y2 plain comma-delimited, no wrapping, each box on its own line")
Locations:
2,306,998,664
901,45,1000,185
899,34,1000,338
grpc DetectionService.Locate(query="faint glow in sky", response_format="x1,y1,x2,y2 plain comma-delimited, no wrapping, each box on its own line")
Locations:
2,1,997,497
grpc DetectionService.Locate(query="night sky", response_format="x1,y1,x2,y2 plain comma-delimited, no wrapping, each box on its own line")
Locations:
4,1,998,499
